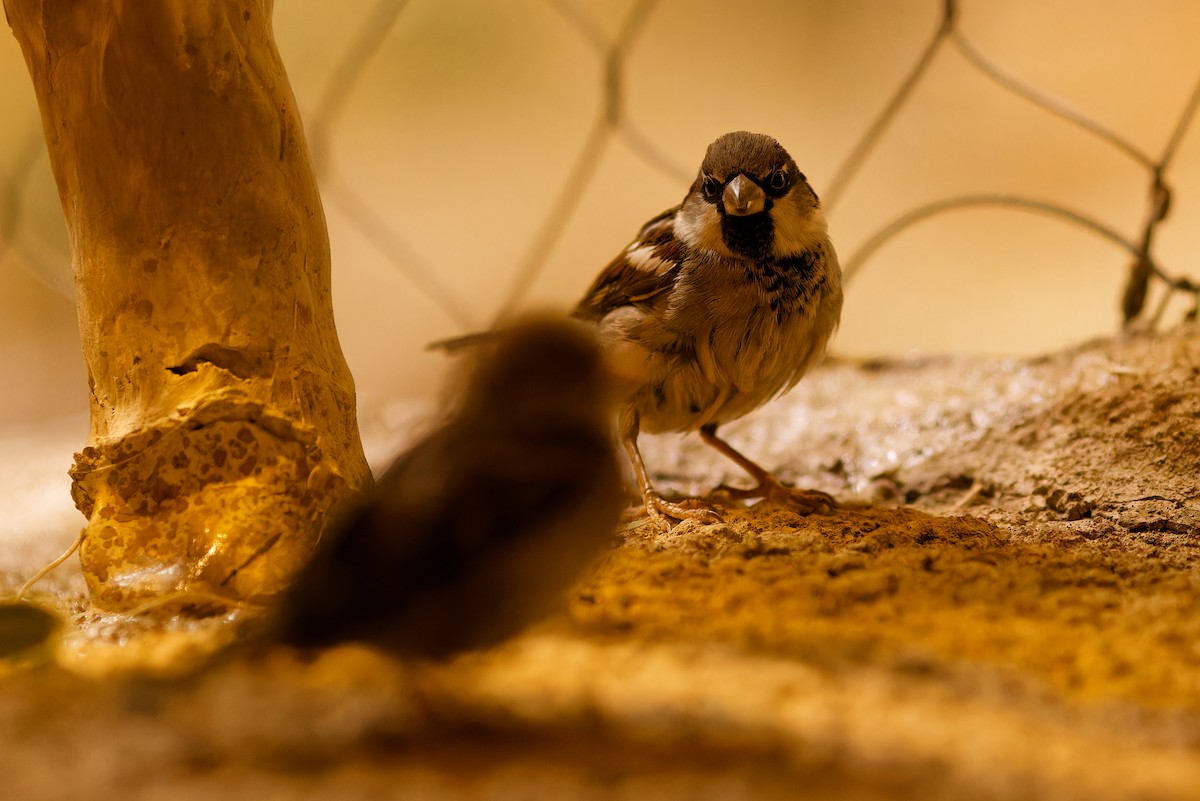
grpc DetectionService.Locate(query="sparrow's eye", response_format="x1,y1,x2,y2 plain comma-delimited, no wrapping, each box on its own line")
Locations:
701,175,722,200
769,169,788,191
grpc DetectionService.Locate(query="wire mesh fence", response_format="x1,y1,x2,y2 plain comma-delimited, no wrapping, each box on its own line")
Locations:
1,0,1199,422
302,0,1200,329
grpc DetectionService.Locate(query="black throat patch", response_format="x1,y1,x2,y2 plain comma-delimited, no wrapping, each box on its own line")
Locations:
721,211,775,260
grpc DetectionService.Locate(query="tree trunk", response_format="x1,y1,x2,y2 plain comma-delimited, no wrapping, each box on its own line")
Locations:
4,0,371,609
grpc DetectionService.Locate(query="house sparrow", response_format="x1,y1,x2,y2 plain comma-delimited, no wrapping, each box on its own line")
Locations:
573,131,843,527
275,317,624,659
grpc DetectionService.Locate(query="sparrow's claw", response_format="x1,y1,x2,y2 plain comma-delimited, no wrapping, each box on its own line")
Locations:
643,493,723,530
778,486,837,514
711,479,836,515
697,424,836,515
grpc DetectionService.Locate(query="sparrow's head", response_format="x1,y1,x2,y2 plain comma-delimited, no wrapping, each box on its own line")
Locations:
677,131,825,260
459,315,617,432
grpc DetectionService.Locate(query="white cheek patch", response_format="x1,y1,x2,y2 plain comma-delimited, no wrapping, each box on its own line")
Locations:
675,201,733,258
772,197,829,257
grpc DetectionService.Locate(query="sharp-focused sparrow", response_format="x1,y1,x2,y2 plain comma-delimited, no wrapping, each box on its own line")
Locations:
277,317,624,659
573,131,843,527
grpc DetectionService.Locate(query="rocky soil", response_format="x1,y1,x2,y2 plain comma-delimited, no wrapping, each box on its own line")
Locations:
3,326,1200,800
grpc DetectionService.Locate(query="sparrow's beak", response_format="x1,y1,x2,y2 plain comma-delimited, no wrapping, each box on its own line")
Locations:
722,174,766,217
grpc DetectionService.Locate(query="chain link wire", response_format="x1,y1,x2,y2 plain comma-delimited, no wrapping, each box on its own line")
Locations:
304,0,1200,329
2,0,1199,341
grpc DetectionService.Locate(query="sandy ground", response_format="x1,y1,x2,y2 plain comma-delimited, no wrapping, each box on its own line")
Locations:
2,326,1200,799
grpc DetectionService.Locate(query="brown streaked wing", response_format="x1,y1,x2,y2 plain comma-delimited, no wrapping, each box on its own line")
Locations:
573,206,683,321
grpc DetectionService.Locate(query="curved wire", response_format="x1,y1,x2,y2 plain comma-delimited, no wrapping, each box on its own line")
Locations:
1159,72,1200,171
950,29,1156,170
306,0,475,329
824,1,957,211
491,121,612,322
842,194,1146,283
491,0,662,323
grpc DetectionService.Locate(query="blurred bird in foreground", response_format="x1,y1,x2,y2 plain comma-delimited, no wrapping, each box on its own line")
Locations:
276,317,624,659
573,131,843,527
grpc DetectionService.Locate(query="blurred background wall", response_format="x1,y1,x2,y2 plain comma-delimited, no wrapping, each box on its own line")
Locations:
2,0,1199,433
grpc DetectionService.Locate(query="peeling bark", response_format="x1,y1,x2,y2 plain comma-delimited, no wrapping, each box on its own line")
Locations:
5,0,371,608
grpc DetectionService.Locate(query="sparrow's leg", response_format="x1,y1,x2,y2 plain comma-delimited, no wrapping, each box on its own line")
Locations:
699,423,835,514
621,407,722,529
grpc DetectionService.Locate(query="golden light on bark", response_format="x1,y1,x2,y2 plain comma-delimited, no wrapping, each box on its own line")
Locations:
4,0,371,609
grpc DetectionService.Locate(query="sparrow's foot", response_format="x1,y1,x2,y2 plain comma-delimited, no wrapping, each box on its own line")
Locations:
642,493,723,530
711,478,836,514
697,425,836,516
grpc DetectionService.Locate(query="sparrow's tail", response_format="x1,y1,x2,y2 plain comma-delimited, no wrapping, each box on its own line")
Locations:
428,313,591,353
425,330,501,353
